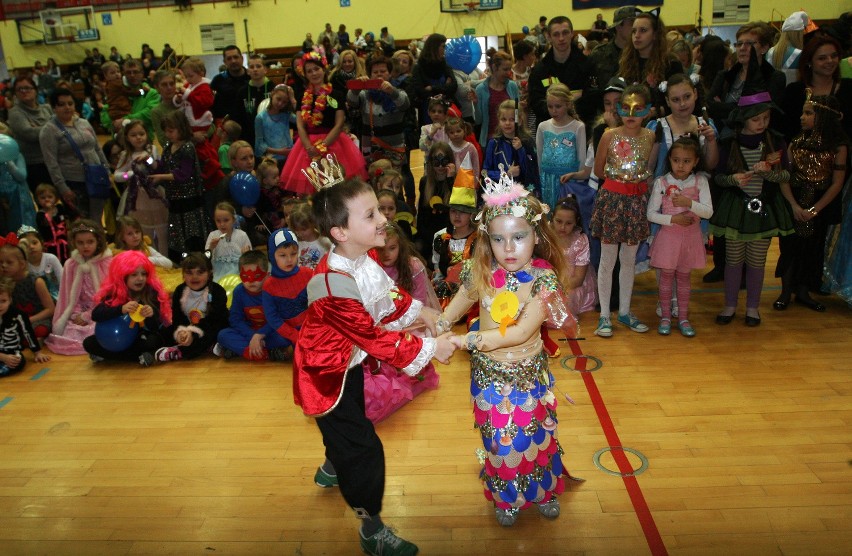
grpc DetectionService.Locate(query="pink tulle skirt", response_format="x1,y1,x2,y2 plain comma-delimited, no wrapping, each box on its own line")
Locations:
364,360,440,424
45,321,95,355
279,133,368,196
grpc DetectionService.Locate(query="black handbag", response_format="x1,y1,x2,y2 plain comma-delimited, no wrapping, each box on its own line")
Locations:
54,117,112,199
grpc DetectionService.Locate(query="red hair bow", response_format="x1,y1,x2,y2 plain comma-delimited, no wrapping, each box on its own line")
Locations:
0,232,19,247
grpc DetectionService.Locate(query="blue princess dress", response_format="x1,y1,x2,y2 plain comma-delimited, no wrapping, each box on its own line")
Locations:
536,119,586,211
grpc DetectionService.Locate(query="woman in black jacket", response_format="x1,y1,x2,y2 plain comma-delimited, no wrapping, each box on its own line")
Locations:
410,34,458,126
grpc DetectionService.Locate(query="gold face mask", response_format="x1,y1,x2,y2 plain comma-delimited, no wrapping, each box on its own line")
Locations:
617,93,651,117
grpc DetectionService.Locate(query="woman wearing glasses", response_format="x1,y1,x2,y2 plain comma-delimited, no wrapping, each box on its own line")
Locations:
707,21,786,133
7,76,55,193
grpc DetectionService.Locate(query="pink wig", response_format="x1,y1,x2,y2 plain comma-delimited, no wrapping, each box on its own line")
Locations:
94,250,172,325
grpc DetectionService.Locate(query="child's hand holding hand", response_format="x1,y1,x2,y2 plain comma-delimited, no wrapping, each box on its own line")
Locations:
559,172,576,184
139,305,154,318
122,300,140,314
508,163,521,177
35,352,51,363
511,137,522,150
671,213,695,227
412,307,440,337
248,334,265,358
434,332,457,364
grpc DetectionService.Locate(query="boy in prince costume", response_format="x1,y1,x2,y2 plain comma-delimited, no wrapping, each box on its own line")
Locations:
438,168,582,527
293,155,455,556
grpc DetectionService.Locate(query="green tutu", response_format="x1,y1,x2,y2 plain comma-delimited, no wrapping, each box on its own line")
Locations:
709,182,794,241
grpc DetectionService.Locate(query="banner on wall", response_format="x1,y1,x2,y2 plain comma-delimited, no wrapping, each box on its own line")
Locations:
572,0,663,9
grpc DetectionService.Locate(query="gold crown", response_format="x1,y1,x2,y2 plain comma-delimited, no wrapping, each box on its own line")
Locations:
301,154,346,191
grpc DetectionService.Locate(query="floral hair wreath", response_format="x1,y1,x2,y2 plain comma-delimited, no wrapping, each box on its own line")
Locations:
429,94,452,109
658,73,701,94
476,165,549,232
295,51,328,77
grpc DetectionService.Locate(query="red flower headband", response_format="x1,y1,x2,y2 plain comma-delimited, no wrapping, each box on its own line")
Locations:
295,51,328,78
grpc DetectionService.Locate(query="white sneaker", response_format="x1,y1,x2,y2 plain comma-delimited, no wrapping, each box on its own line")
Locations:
594,316,613,338
213,343,223,357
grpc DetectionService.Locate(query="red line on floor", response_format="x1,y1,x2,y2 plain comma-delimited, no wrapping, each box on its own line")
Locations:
567,339,668,556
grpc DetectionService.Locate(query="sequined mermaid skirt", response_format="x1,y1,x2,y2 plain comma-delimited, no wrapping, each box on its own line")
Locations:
470,350,567,510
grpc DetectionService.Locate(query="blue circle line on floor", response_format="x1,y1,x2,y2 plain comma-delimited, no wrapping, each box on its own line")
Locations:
30,368,51,381
0,397,13,410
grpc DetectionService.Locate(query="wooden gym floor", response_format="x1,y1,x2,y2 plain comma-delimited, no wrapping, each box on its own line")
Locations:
0,247,850,555
1,151,850,554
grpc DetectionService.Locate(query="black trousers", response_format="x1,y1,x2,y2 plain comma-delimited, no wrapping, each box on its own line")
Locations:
316,365,385,517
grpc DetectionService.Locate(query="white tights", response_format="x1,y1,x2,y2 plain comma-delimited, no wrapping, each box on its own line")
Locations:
598,243,639,317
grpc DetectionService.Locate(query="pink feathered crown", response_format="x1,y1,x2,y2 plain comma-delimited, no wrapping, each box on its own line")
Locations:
476,165,548,230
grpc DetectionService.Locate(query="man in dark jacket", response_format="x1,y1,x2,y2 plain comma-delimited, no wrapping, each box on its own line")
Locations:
528,16,594,124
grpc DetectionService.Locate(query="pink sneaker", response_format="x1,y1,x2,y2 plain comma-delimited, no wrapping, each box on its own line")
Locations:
155,346,183,362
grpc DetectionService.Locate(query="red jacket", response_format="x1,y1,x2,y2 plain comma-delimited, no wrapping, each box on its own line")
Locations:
293,255,424,417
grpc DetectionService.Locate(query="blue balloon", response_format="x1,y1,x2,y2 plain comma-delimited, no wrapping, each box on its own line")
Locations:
95,314,140,352
229,171,260,206
445,35,483,75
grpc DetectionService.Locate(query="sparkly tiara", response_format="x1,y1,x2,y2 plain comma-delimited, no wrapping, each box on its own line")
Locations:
476,165,547,229
301,154,346,191
805,88,844,118
69,222,98,236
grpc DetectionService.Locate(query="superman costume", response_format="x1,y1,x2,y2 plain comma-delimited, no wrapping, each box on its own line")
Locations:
217,283,293,359
261,229,313,349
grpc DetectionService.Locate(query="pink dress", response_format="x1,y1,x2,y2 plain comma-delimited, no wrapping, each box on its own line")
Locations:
45,249,113,355
648,174,709,271
363,257,441,423
279,88,368,196
562,231,597,314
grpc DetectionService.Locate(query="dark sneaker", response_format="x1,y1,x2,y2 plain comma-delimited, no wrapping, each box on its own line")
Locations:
313,466,338,488
270,347,292,362
359,526,418,556
138,352,154,366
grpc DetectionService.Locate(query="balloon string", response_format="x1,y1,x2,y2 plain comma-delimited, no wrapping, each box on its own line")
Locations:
253,212,272,235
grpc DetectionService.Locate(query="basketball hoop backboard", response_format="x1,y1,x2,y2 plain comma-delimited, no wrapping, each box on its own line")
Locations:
41,6,99,45
440,0,503,13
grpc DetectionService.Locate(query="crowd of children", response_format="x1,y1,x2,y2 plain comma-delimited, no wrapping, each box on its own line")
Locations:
2,11,851,556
